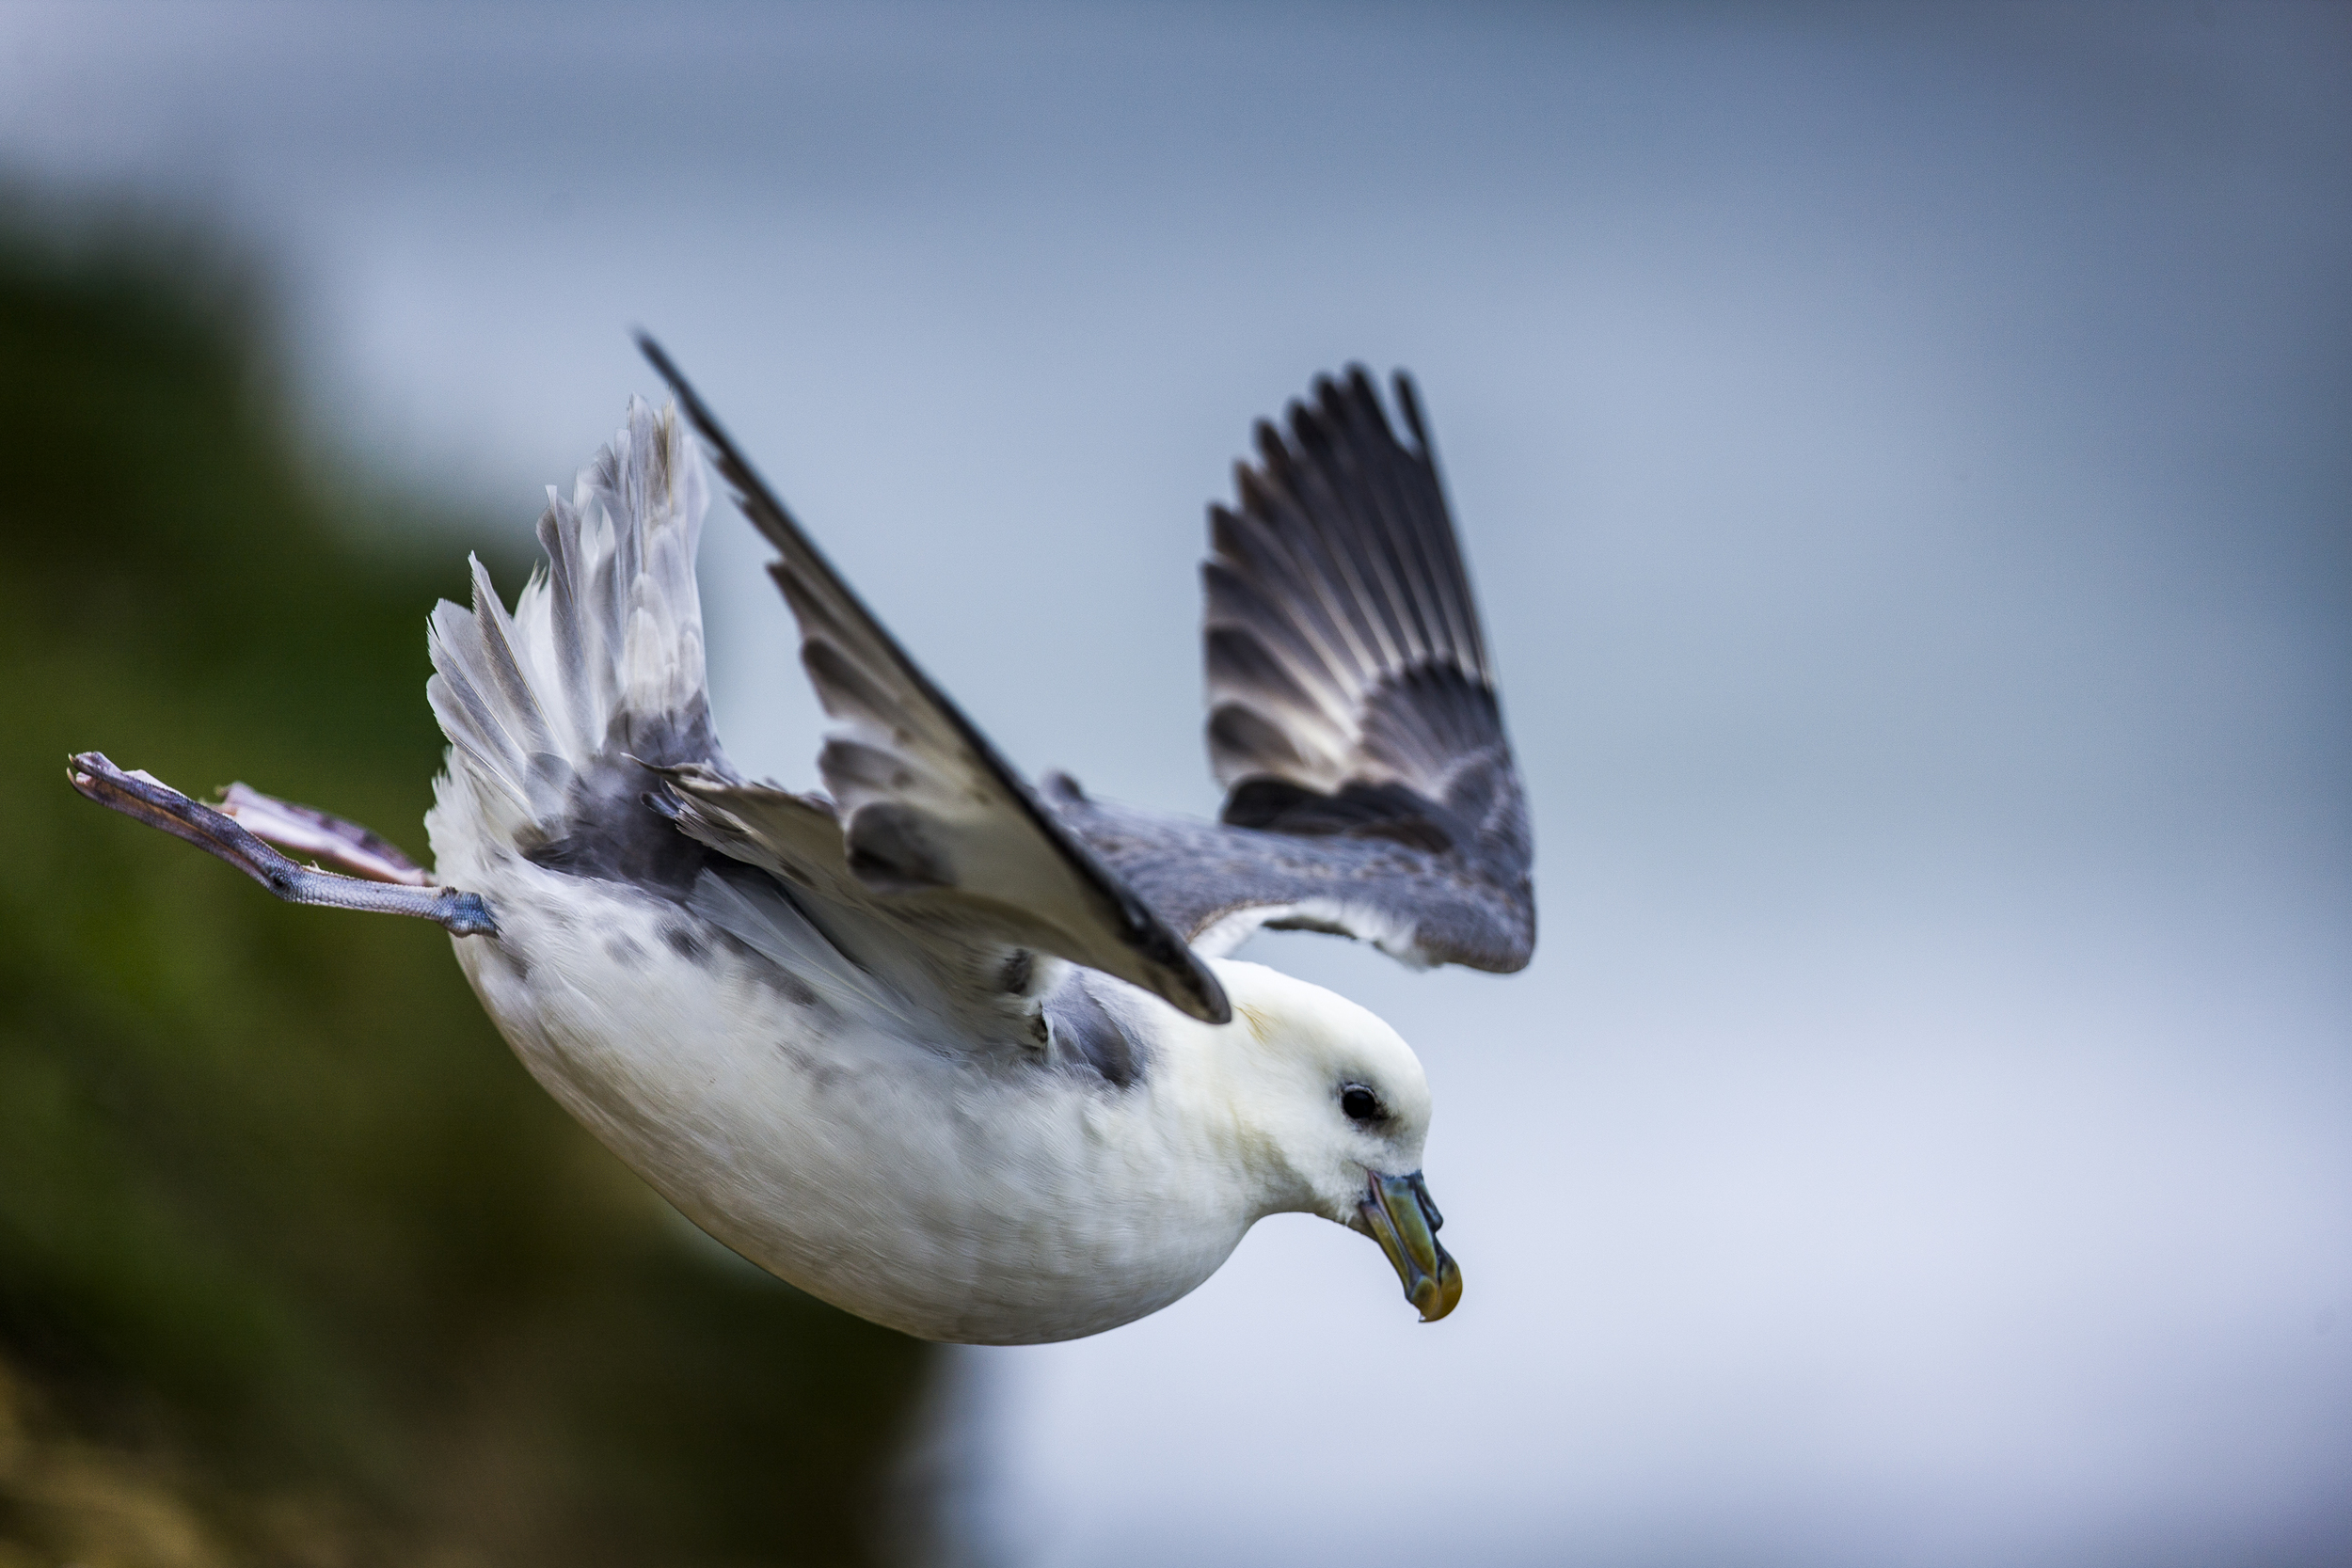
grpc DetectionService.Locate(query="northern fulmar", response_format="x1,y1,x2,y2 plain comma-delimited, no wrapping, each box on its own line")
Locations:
70,341,1534,1344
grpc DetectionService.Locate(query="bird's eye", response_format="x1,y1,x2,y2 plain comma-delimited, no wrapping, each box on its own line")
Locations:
1339,1084,1383,1124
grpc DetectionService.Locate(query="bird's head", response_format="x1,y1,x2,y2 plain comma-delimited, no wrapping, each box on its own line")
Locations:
1198,959,1462,1323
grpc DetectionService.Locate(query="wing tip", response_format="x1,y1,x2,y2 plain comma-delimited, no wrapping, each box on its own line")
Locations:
1183,971,1233,1027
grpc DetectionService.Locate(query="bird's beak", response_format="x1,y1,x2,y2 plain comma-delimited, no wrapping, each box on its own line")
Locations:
1359,1170,1462,1323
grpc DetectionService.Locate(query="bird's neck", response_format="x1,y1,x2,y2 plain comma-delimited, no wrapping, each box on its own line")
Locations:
1147,966,1320,1220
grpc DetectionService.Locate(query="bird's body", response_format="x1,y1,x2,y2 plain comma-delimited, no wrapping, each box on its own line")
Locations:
72,351,1532,1343
439,839,1262,1342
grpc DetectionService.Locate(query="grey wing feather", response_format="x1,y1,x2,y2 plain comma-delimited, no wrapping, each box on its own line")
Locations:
1205,369,1495,796
1070,368,1534,972
636,337,1230,1026
656,766,1152,1081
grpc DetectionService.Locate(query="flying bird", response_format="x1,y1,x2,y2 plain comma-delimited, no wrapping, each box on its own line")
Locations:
70,344,1534,1344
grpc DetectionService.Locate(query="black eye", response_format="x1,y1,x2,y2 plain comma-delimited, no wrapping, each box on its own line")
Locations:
1340,1085,1383,1124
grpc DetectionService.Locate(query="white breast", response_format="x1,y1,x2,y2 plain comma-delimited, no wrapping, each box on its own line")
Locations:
448,852,1255,1343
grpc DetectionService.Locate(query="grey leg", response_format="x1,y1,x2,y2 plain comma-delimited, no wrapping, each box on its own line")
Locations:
69,752,497,937
217,781,431,885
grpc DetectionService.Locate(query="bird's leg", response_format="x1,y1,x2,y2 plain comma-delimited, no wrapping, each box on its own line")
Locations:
67,752,496,937
215,780,433,885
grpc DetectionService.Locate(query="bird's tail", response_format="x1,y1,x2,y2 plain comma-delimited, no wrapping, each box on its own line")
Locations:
426,398,717,853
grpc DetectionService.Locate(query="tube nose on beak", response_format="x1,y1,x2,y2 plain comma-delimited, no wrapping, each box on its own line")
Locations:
1359,1169,1462,1323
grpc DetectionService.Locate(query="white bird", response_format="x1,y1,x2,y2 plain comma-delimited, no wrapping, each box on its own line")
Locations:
70,343,1534,1344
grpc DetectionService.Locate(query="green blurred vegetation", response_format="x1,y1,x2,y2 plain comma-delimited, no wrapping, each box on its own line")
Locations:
0,207,932,1567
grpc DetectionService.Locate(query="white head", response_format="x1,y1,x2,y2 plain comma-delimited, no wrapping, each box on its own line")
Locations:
1189,958,1462,1322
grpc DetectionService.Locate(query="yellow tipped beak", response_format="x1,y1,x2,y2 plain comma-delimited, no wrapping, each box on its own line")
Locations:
1359,1170,1463,1323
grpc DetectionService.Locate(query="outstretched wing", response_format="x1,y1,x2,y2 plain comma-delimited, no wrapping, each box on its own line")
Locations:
1058,368,1533,972
636,338,1230,1026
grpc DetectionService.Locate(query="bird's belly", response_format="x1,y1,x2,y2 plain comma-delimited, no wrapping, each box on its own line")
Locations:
450,870,1245,1343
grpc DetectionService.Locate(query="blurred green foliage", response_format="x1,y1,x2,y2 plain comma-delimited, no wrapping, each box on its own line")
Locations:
0,209,932,1567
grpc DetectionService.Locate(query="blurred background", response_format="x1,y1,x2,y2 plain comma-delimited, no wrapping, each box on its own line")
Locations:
0,3,2345,1565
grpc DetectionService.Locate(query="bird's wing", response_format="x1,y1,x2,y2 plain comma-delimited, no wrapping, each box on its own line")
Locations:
1057,368,1533,972
636,339,1229,1027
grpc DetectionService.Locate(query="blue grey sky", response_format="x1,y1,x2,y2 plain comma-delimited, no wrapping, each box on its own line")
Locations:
5,4,2347,1564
